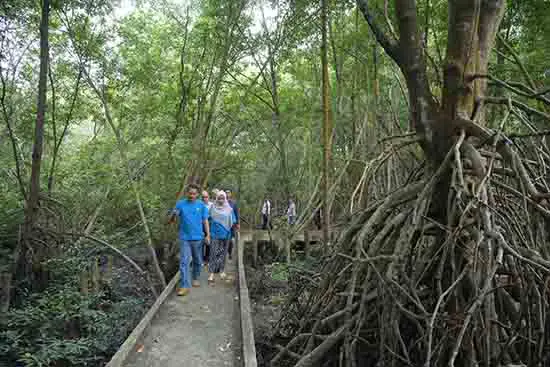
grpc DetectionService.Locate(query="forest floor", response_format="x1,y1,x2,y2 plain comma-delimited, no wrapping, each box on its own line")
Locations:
244,242,292,367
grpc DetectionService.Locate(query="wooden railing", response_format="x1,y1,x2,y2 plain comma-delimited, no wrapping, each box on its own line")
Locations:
240,229,333,266
103,231,259,367
237,231,258,367
105,272,180,367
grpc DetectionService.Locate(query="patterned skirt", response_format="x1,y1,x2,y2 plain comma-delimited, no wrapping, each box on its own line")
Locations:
208,239,228,273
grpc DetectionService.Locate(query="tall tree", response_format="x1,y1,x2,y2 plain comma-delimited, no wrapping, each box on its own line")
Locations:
25,0,50,234
275,1,550,366
321,0,332,245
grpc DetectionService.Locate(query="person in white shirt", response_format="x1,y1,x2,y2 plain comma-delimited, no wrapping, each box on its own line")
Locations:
261,198,272,230
287,199,296,225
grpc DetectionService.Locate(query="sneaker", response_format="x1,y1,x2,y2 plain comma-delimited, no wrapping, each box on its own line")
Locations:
177,288,190,296
220,272,226,280
192,280,201,288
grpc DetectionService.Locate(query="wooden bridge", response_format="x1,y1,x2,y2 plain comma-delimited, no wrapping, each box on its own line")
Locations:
103,229,325,367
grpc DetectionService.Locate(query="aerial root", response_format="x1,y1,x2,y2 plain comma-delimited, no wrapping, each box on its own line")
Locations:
272,125,550,366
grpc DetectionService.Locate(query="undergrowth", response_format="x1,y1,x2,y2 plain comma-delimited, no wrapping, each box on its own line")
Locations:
0,250,149,367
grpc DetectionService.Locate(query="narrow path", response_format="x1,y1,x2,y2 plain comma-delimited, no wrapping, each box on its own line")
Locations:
123,257,242,367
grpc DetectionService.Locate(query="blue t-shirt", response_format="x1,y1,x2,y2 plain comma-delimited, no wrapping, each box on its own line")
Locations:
210,211,236,240
174,199,208,240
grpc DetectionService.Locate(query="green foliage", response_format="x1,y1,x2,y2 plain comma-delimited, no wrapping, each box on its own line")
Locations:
267,262,289,282
0,252,147,366
1,293,145,366
2,0,550,365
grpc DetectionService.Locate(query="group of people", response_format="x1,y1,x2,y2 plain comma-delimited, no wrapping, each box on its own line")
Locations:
171,187,306,296
169,184,239,296
260,197,297,229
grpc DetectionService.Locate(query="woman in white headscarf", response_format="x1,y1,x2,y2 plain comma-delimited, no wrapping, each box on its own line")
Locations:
208,191,236,283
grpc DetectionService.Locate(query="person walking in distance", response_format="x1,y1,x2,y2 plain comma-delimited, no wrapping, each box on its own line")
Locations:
201,190,213,268
208,191,236,284
261,197,272,230
287,198,296,225
225,189,239,260
169,184,210,296
202,190,214,210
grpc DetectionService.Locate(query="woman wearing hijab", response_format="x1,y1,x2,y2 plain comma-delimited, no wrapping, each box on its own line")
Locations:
208,191,236,283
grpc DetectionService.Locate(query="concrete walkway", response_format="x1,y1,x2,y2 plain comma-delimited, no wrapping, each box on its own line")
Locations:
123,257,242,367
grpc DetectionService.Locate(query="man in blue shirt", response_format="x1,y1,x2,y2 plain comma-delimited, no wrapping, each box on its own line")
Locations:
170,184,210,296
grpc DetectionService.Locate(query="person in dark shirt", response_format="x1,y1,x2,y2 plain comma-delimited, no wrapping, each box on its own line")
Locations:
201,190,213,267
225,189,239,260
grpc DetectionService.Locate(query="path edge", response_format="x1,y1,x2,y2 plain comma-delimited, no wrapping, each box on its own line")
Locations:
237,231,258,367
105,271,180,367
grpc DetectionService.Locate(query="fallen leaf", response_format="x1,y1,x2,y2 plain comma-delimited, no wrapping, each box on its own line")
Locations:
136,344,144,353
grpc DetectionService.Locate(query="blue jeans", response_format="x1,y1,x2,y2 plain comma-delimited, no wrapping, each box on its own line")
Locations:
179,240,203,288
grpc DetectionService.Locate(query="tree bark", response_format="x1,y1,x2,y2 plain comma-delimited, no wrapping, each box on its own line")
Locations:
25,0,50,233
358,0,505,159
321,0,332,245
356,0,507,364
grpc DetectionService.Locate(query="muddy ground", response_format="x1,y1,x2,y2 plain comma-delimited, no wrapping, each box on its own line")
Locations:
244,241,290,366
243,239,322,367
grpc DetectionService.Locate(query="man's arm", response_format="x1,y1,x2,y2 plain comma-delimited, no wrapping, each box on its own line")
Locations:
202,204,210,242
203,219,210,242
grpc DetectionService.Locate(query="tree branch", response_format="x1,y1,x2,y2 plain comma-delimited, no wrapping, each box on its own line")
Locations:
0,67,26,200
497,33,536,90
470,74,550,106
356,0,400,64
482,96,550,122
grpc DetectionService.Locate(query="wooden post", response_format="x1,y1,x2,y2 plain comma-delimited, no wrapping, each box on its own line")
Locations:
252,231,258,268
304,230,310,258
